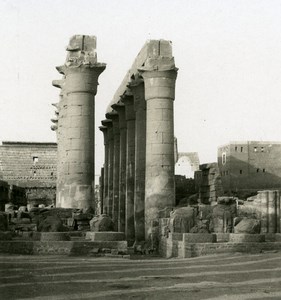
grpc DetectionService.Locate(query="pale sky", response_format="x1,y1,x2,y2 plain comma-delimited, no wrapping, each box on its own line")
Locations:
1,0,281,176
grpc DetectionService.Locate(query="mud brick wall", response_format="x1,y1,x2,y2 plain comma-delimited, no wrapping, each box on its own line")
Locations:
0,142,57,188
0,142,57,207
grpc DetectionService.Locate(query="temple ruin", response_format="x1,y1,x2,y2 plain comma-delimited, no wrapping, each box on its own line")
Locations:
0,34,281,259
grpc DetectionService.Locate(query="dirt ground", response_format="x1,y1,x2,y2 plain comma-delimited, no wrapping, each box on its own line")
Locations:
0,252,281,299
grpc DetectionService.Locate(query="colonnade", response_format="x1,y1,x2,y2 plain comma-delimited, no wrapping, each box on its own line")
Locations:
100,40,178,245
52,37,178,246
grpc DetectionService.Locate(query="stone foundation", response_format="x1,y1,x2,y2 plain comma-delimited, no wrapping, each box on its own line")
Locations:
0,240,128,256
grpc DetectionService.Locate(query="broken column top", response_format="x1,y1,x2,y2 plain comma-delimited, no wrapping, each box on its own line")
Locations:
106,39,174,114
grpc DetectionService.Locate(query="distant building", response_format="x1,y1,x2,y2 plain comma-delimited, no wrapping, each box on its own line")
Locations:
0,141,57,206
218,141,281,193
175,152,200,178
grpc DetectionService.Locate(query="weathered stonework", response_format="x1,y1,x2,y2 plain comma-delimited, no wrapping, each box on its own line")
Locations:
100,40,178,248
53,35,105,210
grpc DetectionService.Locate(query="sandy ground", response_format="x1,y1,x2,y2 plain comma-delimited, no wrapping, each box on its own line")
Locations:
0,252,281,299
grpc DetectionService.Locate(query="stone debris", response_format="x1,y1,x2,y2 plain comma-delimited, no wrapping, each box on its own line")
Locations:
234,218,261,234
90,214,114,232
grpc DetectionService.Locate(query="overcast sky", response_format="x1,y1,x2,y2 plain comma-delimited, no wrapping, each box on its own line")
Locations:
1,0,281,175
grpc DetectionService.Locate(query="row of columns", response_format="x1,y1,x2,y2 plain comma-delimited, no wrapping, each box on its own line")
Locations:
100,56,178,245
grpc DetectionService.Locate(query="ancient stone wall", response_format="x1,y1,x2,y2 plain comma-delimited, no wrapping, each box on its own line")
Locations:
195,162,224,204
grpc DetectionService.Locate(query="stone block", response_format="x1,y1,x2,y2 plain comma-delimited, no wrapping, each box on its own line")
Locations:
90,214,114,232
183,233,217,243
274,234,281,242
215,233,230,242
40,232,70,241
229,233,265,243
85,231,125,241
0,231,12,240
234,218,261,234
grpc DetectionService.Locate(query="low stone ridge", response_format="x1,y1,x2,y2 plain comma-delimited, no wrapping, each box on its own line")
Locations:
229,233,265,243
85,231,125,241
40,232,70,241
183,233,217,243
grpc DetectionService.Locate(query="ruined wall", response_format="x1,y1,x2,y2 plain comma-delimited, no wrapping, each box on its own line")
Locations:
195,163,224,204
0,142,57,206
218,141,281,193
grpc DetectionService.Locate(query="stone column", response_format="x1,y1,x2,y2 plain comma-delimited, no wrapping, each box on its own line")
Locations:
99,125,108,214
259,190,269,233
129,76,146,243
268,190,277,233
122,91,136,245
112,102,126,232
54,35,106,210
52,79,67,208
102,119,113,217
277,190,281,233
99,167,104,214
106,111,120,231
139,57,178,245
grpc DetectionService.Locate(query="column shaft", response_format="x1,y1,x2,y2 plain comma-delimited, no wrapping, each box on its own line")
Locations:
140,58,178,245
112,115,120,230
130,79,146,243
107,126,114,218
54,35,105,210
112,103,126,232
123,93,136,245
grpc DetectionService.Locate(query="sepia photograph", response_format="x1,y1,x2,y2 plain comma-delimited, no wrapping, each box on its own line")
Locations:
0,0,281,299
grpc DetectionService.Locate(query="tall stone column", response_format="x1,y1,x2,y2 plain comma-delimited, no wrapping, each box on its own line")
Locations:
122,91,136,244
268,190,277,233
99,125,108,214
54,35,105,210
259,190,269,233
112,102,126,232
106,111,120,230
277,190,281,233
99,167,104,214
139,57,178,245
101,119,113,217
52,79,67,208
129,76,146,243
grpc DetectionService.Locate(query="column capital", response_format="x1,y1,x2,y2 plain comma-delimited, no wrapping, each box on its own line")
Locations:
106,111,120,136
99,125,108,133
121,92,135,121
99,125,108,145
112,102,126,130
138,57,178,75
101,119,112,128
138,58,178,101
128,78,145,112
